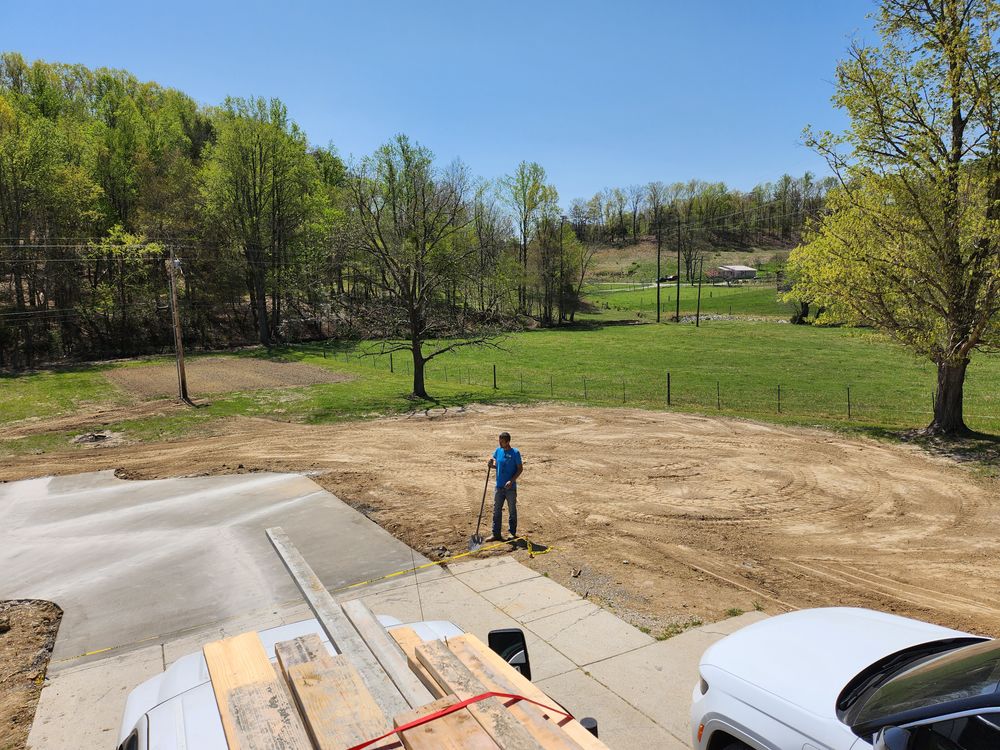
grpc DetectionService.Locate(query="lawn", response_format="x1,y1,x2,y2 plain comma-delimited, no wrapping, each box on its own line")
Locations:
0,366,126,424
583,281,790,320
3,320,998,458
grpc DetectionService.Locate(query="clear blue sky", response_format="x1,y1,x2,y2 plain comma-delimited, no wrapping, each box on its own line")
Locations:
3,0,877,203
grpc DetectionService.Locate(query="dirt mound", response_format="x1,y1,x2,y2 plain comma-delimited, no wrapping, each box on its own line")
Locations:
0,600,62,750
104,356,352,398
1,405,997,638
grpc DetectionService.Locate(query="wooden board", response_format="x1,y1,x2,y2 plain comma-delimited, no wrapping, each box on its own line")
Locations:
266,527,411,717
394,694,501,750
415,639,546,750
447,635,609,750
342,599,435,707
286,653,400,750
388,627,447,699
202,631,312,750
275,633,327,681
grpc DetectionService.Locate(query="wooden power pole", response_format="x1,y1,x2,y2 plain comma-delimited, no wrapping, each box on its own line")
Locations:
675,217,682,322
166,246,192,405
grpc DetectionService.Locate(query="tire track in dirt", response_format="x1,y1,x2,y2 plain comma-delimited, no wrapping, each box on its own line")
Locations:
2,404,997,634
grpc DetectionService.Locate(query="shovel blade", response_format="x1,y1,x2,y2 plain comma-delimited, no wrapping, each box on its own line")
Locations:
468,534,484,552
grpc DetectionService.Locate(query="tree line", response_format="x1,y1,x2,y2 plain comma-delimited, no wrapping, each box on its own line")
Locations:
0,52,823,380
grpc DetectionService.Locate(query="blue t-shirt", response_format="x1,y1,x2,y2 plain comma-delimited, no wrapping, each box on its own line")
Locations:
493,447,522,489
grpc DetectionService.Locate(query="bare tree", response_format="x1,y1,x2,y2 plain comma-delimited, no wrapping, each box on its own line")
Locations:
349,135,498,399
626,184,645,243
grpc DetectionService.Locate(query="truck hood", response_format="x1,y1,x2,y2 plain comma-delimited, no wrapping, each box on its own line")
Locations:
700,607,970,720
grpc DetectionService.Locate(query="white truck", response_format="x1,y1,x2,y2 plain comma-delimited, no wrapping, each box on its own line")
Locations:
116,615,465,750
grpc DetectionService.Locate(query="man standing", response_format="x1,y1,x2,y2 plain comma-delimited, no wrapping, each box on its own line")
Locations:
488,431,523,542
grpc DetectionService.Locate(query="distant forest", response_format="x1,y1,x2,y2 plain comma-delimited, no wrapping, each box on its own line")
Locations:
0,53,832,369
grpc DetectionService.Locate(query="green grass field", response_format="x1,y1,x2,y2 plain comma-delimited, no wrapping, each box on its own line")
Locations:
583,282,790,320
4,321,998,461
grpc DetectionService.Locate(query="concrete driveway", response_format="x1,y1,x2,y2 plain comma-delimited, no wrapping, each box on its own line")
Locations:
0,470,424,662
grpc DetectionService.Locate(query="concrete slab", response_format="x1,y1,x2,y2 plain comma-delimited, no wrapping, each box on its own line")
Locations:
525,600,654,665
584,612,768,744
536,668,687,750
452,555,541,592
27,644,163,750
0,470,427,663
479,573,584,621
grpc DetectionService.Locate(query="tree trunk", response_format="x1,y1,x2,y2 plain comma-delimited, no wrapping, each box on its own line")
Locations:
927,358,970,435
411,340,427,399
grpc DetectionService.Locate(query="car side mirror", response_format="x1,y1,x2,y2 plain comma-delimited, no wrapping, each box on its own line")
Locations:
488,628,532,681
874,726,912,750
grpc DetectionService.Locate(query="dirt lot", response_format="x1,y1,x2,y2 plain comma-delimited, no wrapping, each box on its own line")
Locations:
0,601,61,750
3,404,998,639
104,356,352,398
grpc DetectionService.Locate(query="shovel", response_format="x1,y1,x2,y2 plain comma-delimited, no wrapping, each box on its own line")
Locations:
469,464,492,551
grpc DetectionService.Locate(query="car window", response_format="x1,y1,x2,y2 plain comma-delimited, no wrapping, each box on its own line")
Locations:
854,640,1000,727
910,712,1000,750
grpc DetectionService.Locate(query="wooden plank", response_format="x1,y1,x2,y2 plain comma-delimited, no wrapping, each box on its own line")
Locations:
448,635,609,750
394,694,501,750
342,599,435,707
202,631,312,750
275,633,327,682
415,639,546,750
265,526,411,717
388,627,447,699
285,653,400,750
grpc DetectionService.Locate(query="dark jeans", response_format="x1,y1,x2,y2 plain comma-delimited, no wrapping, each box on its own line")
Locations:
492,486,517,538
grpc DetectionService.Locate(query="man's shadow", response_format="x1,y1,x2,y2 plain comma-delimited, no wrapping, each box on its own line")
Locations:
507,537,550,554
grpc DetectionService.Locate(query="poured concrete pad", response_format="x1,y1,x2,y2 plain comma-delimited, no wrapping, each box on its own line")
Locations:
0,470,427,663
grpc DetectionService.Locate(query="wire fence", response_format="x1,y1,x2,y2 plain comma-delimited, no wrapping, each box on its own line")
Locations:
301,345,1000,430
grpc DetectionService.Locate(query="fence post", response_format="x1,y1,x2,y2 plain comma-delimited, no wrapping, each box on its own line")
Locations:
622,378,626,404
390,352,393,373
717,381,721,409
493,364,497,389
847,385,851,419
520,372,523,392
667,371,671,406
444,365,448,382
583,376,588,400
550,374,553,397
778,384,782,413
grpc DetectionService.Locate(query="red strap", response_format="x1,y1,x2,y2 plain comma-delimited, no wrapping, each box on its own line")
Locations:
346,690,574,750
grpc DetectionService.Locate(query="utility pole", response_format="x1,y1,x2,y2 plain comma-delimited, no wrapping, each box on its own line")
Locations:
675,216,681,322
655,210,662,323
558,215,565,323
166,246,192,405
695,256,705,327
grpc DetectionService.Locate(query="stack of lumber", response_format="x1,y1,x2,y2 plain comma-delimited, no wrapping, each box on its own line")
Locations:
197,526,611,749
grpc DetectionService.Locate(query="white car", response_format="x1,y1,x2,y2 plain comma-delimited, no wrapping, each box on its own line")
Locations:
691,607,1000,750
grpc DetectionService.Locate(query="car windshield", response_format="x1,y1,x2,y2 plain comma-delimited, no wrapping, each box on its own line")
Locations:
853,639,1000,728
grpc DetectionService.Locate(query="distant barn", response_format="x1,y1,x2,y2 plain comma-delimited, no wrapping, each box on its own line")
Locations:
717,264,757,281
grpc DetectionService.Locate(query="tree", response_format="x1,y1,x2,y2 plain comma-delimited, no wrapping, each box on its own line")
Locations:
646,181,667,321
790,0,1000,435
349,135,496,399
200,97,320,346
501,161,554,314
626,184,645,243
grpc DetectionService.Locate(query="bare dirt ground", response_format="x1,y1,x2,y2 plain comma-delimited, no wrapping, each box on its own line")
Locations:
3,404,998,640
104,356,352,398
0,601,61,750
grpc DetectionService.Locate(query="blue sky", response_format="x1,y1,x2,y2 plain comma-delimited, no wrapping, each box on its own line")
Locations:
3,0,877,202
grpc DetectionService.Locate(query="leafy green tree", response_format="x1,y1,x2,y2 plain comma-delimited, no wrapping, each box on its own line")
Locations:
790,0,999,435
501,161,556,314
200,97,321,346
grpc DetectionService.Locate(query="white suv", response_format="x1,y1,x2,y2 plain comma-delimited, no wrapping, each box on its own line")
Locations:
691,607,1000,750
